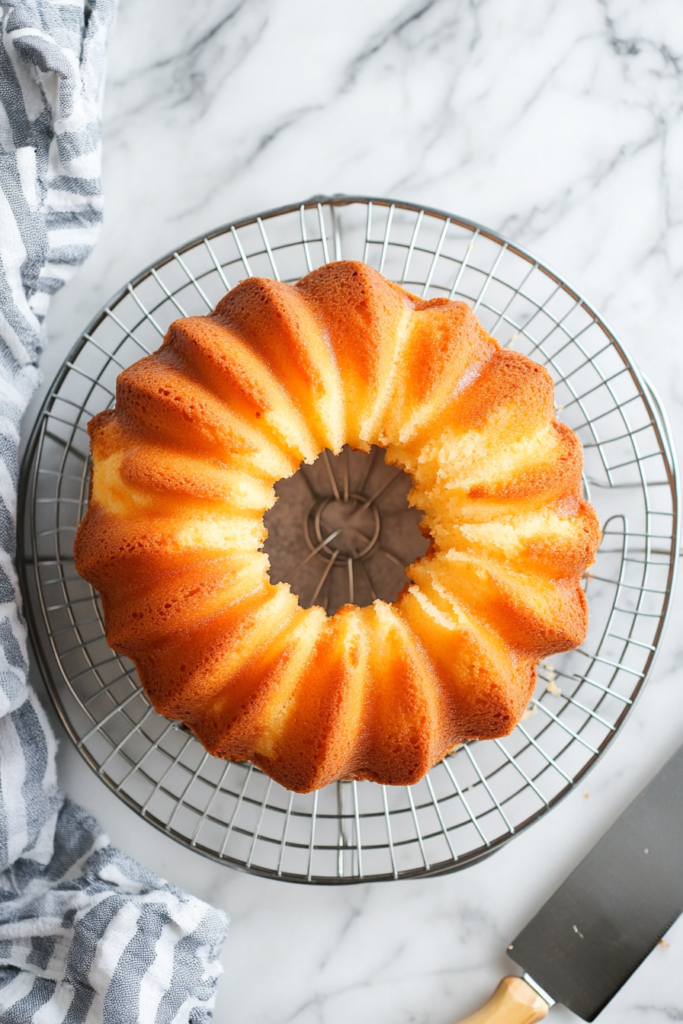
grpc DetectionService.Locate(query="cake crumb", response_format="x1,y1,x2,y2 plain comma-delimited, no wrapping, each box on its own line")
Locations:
521,704,538,721
583,793,590,799
658,939,669,948
543,663,562,697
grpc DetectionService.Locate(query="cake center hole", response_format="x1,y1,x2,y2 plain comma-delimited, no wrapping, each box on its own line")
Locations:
264,445,429,616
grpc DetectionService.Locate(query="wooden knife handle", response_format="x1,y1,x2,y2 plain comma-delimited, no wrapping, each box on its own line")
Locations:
453,977,549,1023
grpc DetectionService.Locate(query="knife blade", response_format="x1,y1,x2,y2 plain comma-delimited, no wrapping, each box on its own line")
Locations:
455,741,683,1022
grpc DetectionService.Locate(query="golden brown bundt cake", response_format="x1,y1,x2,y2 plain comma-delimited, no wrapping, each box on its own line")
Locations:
74,260,601,793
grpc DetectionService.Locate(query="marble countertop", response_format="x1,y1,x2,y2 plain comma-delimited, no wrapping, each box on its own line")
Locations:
22,1,683,1021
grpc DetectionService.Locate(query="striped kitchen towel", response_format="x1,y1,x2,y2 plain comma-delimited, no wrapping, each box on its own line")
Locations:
0,2,228,1021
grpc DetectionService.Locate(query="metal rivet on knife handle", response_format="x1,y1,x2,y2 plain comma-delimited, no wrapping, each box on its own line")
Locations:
453,976,549,1023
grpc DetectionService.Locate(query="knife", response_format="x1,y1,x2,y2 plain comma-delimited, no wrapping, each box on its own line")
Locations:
454,741,683,1022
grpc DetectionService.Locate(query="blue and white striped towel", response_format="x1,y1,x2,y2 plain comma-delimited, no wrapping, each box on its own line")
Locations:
0,2,228,1020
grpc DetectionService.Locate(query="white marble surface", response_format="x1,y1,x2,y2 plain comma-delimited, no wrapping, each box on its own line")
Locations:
21,0,683,1020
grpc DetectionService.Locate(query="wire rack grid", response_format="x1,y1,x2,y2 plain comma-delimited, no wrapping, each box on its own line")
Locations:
19,195,679,884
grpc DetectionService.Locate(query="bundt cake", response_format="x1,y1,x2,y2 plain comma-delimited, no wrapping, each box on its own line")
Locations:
74,260,601,793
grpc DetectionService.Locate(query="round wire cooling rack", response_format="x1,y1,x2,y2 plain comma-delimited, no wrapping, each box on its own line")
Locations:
19,195,680,885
